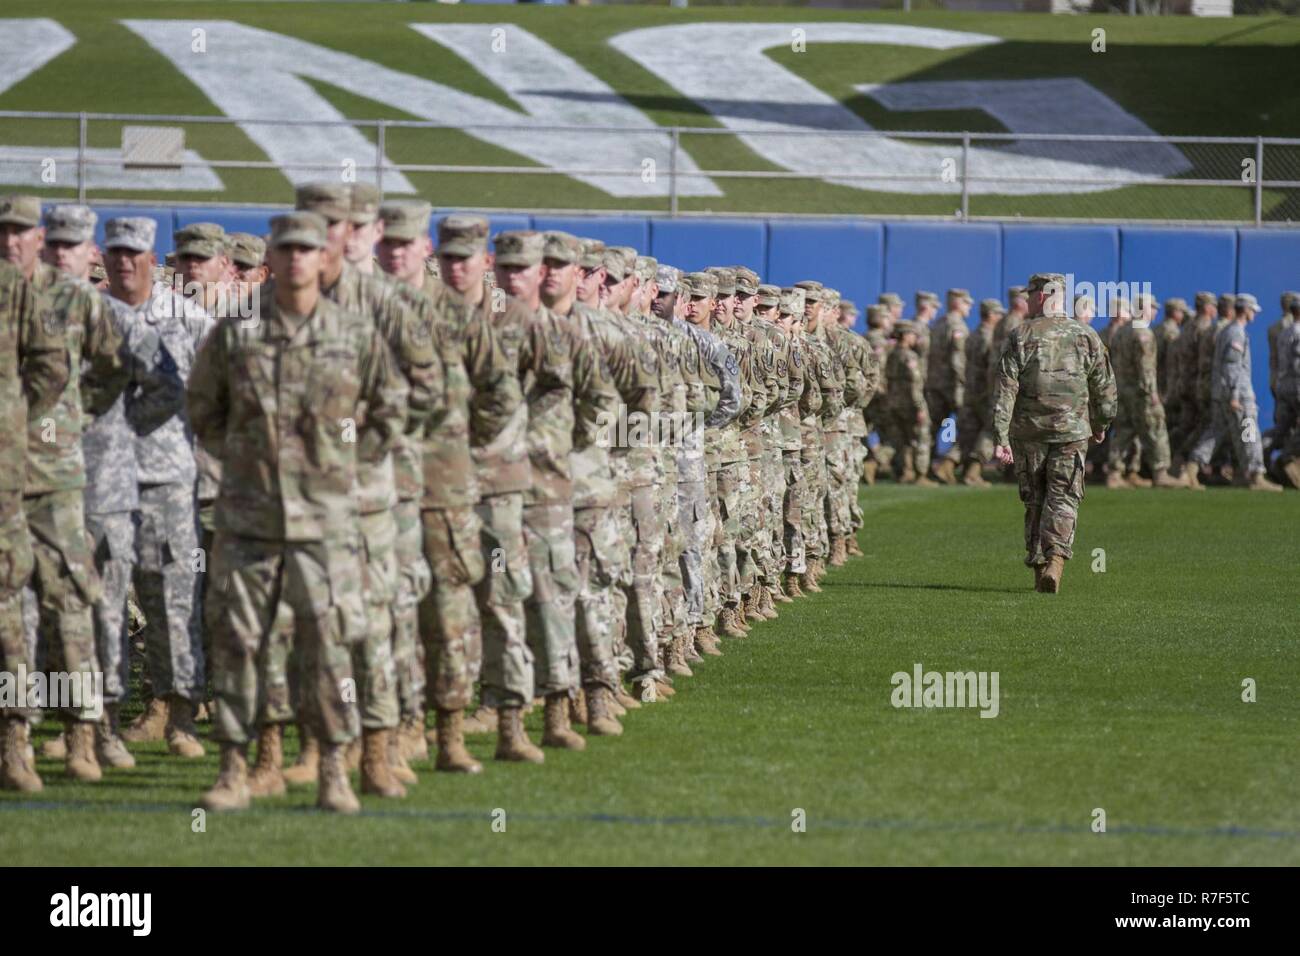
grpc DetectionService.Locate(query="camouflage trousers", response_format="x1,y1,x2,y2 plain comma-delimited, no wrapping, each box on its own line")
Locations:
1108,394,1171,473
419,504,484,712
657,470,690,647
85,510,135,706
1202,398,1265,475
356,509,400,730
675,479,709,629
523,501,579,697
716,459,752,608
133,482,203,702
824,430,854,538
889,408,932,479
782,451,807,574
572,505,623,693
206,533,366,746
22,489,102,721
702,469,723,627
0,492,36,719
866,398,895,470
755,444,786,589
924,388,962,466
1176,397,1205,462
392,498,430,720
799,447,827,562
957,401,994,469
474,491,534,709
740,454,768,588
847,430,867,532
1273,392,1300,462
1012,439,1087,568
616,485,664,683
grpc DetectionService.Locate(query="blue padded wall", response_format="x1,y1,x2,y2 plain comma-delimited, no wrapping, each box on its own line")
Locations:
531,216,650,253
765,221,884,331
649,219,766,276
883,223,1001,325
1002,224,1120,315
1235,229,1300,429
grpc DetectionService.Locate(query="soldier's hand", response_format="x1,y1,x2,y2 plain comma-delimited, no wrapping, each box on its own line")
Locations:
994,444,1014,466
1090,430,1105,445
1229,398,1242,413
916,409,925,425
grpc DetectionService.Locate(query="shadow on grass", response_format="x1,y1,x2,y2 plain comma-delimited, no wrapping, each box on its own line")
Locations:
824,580,1025,595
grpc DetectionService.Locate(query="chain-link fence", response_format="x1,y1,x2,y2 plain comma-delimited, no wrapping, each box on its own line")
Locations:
0,110,1296,224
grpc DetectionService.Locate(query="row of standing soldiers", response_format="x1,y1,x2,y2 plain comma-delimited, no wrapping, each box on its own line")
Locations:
0,185,885,812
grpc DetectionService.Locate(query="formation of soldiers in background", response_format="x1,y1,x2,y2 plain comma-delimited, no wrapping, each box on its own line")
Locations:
1,185,1296,811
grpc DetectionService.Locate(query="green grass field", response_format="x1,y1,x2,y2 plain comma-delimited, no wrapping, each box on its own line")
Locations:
1,3,1299,219
3,483,1296,866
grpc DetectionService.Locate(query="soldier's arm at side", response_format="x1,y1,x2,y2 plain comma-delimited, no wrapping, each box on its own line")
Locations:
185,321,230,456
704,335,741,428
1087,333,1118,437
79,290,130,418
356,331,409,464
464,306,523,450
395,297,444,438
990,336,1022,450
17,281,70,419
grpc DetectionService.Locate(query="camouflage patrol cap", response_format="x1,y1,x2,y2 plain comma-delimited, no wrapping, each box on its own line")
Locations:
1164,297,1189,316
269,211,328,249
878,292,903,309
1282,291,1299,309
1027,273,1067,293
493,230,544,267
634,256,658,283
655,264,681,294
779,287,805,316
980,297,1005,317
755,283,781,307
611,246,638,273
1194,291,1215,309
103,217,157,253
349,182,380,225
437,214,489,256
1218,293,1236,315
542,231,581,264
794,280,824,302
893,320,919,338
295,182,352,223
89,263,107,283
682,271,717,299
174,222,227,260
866,304,888,328
42,204,96,244
733,267,760,295
1008,285,1028,302
947,288,972,303
0,195,41,228
840,298,857,315
1235,292,1259,313
601,247,628,280
822,288,841,309
228,232,266,268
379,201,432,242
578,238,606,270
707,267,737,296
915,290,940,307
164,252,177,268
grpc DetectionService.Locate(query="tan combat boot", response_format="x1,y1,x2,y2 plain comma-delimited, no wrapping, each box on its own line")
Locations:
1032,564,1045,591
1182,461,1204,491
1105,470,1126,489
399,715,428,762
666,634,693,678
829,536,848,567
862,459,878,485
655,678,676,699
1151,467,1184,489
613,684,641,711
1248,471,1283,493
845,535,864,557
913,473,939,488
541,694,586,751
784,571,805,599
0,718,43,792
434,709,482,773
1039,555,1065,593
65,721,102,782
360,728,406,798
200,743,250,812
933,459,958,485
1127,471,1152,489
683,630,704,663
247,723,286,798
120,697,169,743
165,696,205,758
387,731,418,786
95,705,135,770
719,606,748,638
495,707,544,763
462,705,498,735
41,731,67,759
1283,459,1300,490
694,625,723,657
282,724,319,786
898,448,917,483
569,688,588,725
962,463,989,487
317,742,361,814
585,686,624,737
345,738,362,771
758,588,779,620
800,567,822,594
744,587,765,623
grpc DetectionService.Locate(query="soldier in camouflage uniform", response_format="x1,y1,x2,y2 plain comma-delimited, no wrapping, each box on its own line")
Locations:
1188,295,1282,493
1174,292,1218,488
992,273,1117,594
1096,297,1133,486
958,299,1003,487
1273,300,1300,489
818,286,859,567
378,201,518,772
1107,293,1182,489
771,288,809,598
1267,292,1296,408
495,230,617,753
924,289,970,485
0,254,71,793
794,281,839,586
861,305,894,484
1,196,128,783
1156,298,1186,460
540,232,629,733
885,321,932,486
835,299,877,554
189,211,415,813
